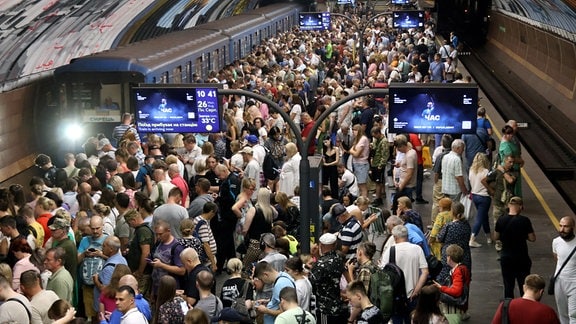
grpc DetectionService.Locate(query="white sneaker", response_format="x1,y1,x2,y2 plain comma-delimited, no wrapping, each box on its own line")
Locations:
487,238,493,244
469,240,482,248
495,240,503,251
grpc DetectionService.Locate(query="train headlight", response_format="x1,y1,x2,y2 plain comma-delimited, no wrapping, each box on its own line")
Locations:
64,123,84,141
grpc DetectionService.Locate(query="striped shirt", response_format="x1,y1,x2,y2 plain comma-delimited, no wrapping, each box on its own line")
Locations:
339,217,363,259
193,216,217,256
112,124,140,144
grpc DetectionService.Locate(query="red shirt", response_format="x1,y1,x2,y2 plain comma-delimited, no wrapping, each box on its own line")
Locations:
409,133,424,165
301,120,316,156
491,298,560,324
37,213,52,245
171,174,189,207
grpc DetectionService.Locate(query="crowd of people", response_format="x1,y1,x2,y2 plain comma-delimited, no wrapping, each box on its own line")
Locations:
0,2,573,324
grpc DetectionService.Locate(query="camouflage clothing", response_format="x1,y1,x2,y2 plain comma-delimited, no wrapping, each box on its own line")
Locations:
309,250,347,316
370,136,390,168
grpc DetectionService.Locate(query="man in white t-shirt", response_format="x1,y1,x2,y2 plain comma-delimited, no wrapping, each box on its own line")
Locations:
337,163,359,199
380,224,428,323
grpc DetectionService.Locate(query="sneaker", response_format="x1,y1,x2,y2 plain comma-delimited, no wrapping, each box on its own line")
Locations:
495,240,503,252
415,198,429,204
462,312,471,321
487,238,493,244
469,240,482,248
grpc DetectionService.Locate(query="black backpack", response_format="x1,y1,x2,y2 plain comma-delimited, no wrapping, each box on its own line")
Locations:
263,148,280,180
369,246,408,320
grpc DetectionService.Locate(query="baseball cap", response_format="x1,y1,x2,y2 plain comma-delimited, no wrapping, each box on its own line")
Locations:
211,308,248,322
509,196,523,205
331,203,347,218
239,146,253,155
97,138,116,151
245,135,259,144
49,217,70,230
319,233,337,245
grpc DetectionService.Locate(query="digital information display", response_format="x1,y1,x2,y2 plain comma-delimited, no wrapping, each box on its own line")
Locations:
337,0,355,4
299,12,331,31
133,87,220,133
392,10,425,28
388,84,478,134
391,0,411,4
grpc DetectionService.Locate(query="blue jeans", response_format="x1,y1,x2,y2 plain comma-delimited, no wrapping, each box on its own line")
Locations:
472,194,491,236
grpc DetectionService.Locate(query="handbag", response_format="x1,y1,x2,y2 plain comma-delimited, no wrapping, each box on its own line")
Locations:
459,194,472,220
231,280,256,318
548,244,576,295
440,265,469,306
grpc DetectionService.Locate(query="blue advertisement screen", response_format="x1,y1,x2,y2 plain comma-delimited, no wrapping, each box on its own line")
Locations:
299,12,331,31
392,10,424,28
389,84,478,134
134,87,220,133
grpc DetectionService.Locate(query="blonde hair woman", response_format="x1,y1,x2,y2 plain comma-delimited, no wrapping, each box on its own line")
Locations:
469,152,492,247
241,188,276,270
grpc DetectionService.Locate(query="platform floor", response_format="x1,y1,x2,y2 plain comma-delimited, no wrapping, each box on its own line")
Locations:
403,62,572,323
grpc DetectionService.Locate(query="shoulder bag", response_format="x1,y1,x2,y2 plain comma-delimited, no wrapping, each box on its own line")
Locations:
548,243,576,295
440,265,469,306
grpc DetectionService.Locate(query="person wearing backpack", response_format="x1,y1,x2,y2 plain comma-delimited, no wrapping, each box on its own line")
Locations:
381,224,429,324
77,215,108,324
149,220,186,301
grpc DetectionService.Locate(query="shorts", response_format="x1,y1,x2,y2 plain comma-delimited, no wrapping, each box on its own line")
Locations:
353,163,369,184
83,285,97,317
369,167,385,183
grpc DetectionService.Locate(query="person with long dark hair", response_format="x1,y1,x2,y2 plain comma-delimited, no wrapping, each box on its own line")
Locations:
411,285,449,324
153,275,188,324
322,137,340,198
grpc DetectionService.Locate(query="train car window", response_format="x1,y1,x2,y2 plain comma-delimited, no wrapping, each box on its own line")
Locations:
185,62,191,83
207,52,211,71
195,57,202,80
213,49,219,72
234,40,239,61
161,72,168,84
173,66,182,84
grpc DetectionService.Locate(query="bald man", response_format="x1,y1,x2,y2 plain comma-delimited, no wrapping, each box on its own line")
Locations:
93,236,127,311
77,215,108,323
107,275,152,324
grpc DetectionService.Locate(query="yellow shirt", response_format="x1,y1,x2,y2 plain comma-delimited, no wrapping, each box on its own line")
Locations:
29,221,45,249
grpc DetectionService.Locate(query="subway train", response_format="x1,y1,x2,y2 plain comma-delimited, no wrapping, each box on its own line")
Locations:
38,3,301,157
435,0,491,46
